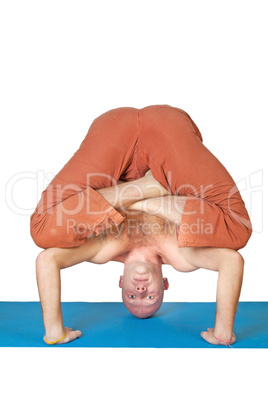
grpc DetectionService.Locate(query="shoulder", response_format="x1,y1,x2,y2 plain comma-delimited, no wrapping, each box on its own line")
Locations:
159,232,199,272
167,247,199,272
89,228,126,264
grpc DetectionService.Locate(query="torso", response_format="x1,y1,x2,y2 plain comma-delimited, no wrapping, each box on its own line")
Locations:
91,209,197,272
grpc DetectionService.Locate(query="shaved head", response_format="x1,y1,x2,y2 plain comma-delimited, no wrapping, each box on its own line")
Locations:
122,288,164,318
119,259,169,319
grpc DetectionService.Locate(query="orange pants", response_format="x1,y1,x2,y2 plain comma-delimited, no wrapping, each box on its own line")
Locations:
30,105,252,250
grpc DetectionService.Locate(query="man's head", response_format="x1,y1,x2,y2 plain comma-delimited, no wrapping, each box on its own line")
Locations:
119,259,169,319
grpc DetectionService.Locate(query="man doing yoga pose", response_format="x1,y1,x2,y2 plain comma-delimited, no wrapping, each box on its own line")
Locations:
30,105,252,346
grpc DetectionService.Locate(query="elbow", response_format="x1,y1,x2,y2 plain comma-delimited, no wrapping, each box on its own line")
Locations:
236,251,245,277
232,250,244,267
222,249,245,273
36,248,59,272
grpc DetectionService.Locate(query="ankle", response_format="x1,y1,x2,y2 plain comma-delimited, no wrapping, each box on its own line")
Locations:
45,326,65,342
214,326,234,342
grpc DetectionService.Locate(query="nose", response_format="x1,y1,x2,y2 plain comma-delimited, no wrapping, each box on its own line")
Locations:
136,285,147,293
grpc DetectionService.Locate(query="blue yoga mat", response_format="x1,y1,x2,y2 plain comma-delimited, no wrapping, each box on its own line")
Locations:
0,301,267,348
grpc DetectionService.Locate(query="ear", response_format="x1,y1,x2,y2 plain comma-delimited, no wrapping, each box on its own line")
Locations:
119,275,124,288
163,277,169,290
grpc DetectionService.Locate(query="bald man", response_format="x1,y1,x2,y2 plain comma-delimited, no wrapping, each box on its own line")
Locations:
31,105,252,346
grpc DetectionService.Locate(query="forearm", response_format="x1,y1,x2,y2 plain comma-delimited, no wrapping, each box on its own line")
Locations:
214,253,244,339
96,174,169,211
36,251,64,340
178,247,244,345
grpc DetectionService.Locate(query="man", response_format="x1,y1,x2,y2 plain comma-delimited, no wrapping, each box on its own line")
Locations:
30,105,252,346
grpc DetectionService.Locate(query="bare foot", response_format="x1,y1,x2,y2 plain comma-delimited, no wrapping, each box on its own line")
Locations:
142,170,170,197
201,328,236,346
44,327,82,345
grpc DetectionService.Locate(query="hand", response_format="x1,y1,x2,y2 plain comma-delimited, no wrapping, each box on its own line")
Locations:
200,328,236,346
44,327,82,345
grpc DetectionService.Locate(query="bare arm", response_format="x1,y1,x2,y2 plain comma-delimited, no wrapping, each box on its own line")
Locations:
36,236,103,345
180,247,244,345
128,195,244,345
214,252,244,343
36,171,169,345
100,177,244,345
100,179,244,345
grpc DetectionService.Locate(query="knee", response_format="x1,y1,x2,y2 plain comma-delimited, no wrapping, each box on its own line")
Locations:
30,212,48,249
31,230,47,249
31,230,53,249
30,213,59,249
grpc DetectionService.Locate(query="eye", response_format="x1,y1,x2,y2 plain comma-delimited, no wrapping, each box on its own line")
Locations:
128,295,135,299
147,295,154,300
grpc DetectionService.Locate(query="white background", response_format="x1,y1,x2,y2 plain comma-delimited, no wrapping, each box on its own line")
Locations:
0,1,267,401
